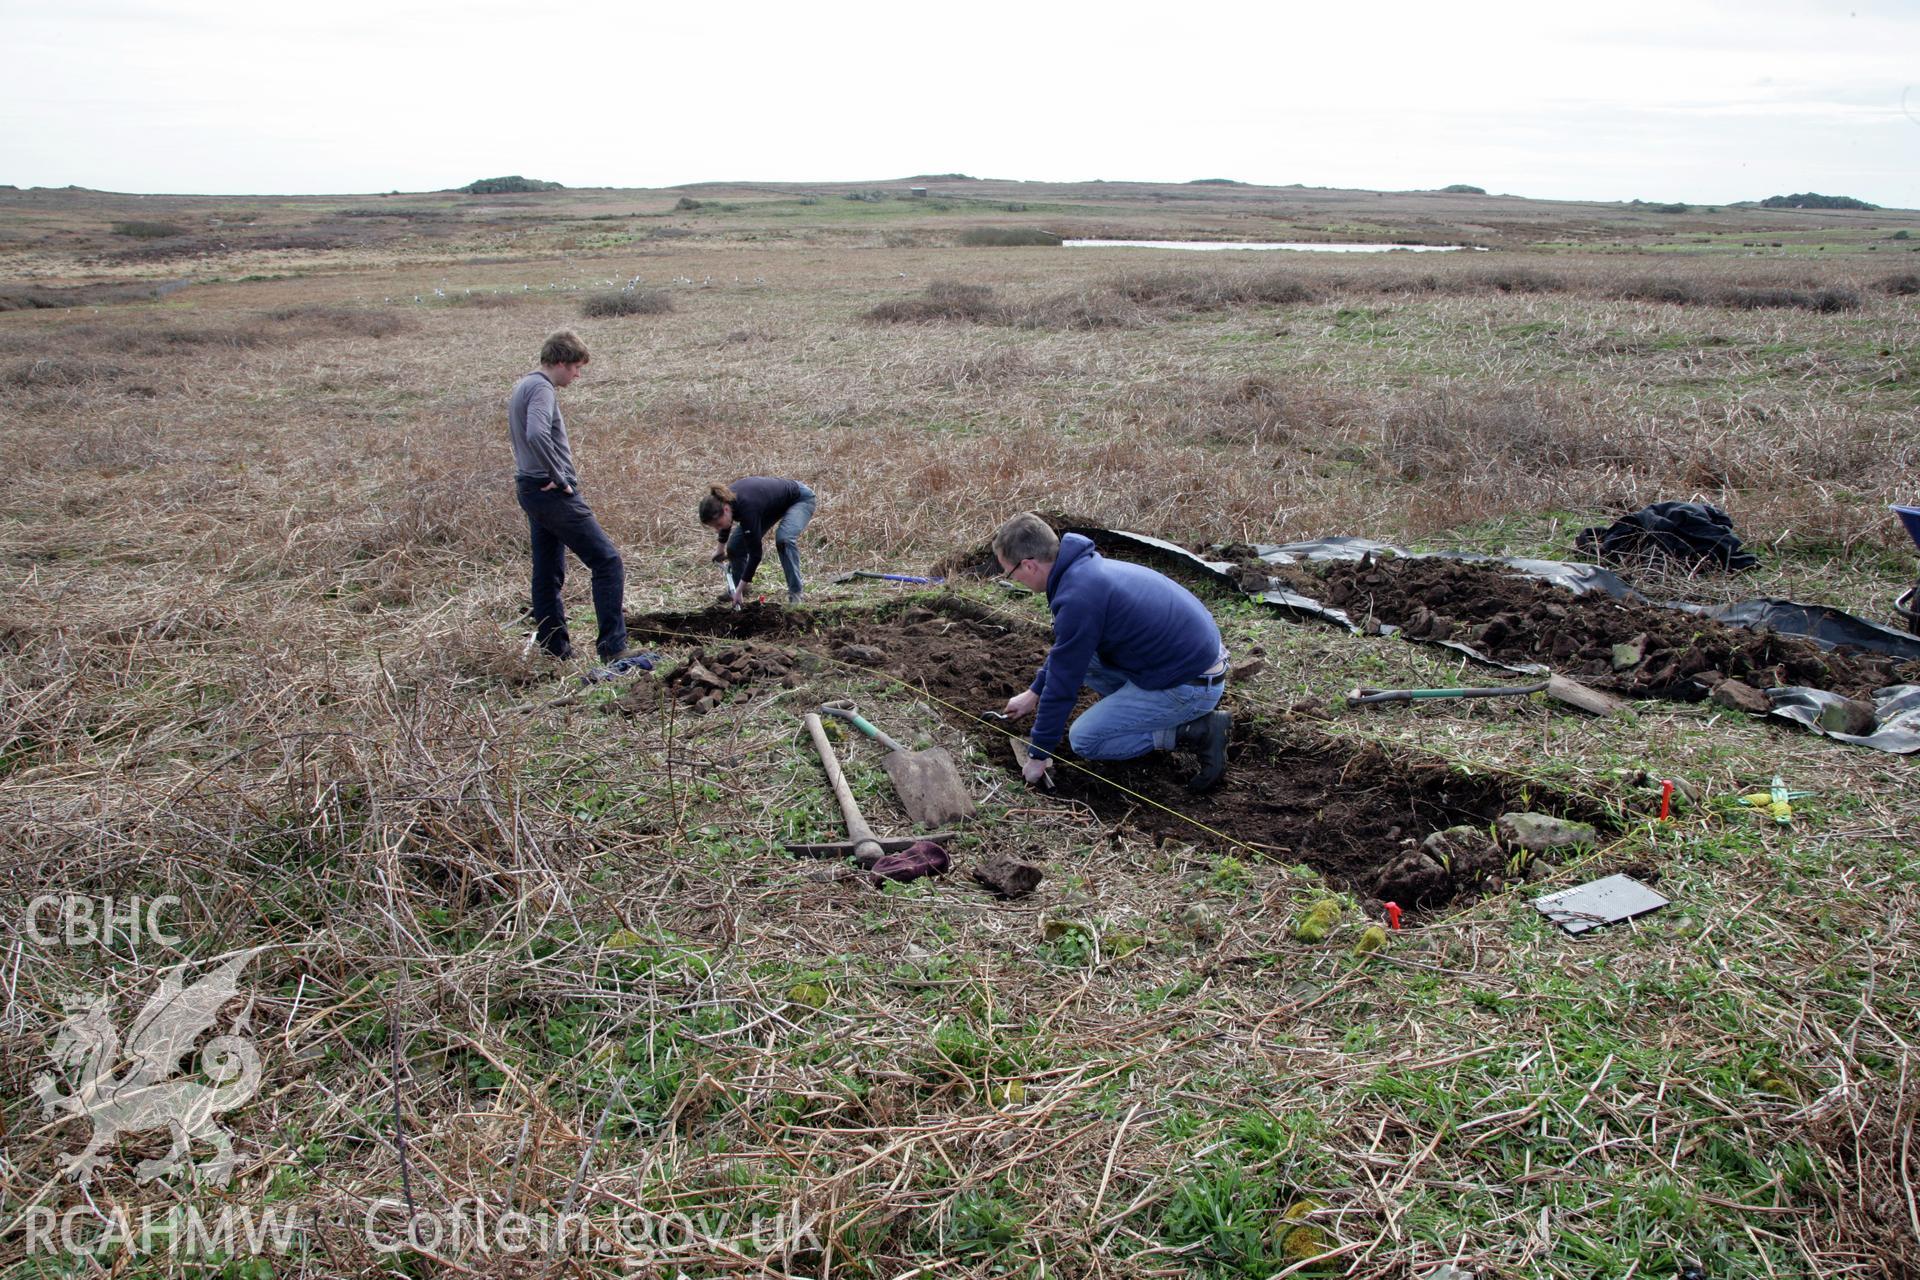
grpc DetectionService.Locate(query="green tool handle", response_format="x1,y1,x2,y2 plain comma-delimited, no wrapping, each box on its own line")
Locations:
819,702,906,753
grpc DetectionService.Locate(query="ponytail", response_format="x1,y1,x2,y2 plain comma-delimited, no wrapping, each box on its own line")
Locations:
697,483,735,526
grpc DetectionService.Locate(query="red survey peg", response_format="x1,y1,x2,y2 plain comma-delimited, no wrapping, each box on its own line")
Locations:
1658,779,1675,822
1383,902,1402,931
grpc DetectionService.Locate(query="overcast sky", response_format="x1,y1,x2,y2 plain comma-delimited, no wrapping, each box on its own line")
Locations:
3,0,1916,207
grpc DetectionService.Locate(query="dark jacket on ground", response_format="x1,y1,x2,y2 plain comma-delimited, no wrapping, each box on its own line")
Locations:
1573,500,1758,571
1028,534,1223,758
722,476,807,585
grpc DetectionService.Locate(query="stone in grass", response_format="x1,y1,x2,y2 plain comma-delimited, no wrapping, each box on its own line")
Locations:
1814,697,1878,737
1276,1199,1327,1263
786,982,830,1009
970,855,1043,898
1710,679,1772,715
1496,812,1597,853
1292,898,1343,943
1178,903,1219,940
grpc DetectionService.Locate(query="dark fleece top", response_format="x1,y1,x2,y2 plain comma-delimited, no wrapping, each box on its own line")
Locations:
721,476,808,585
1027,533,1223,759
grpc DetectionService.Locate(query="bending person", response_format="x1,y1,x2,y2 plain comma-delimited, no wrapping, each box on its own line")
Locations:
508,331,628,662
698,478,817,604
993,512,1231,793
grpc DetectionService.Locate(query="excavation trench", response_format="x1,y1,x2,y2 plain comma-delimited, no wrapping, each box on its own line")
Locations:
622,597,1623,912
946,519,1920,752
1255,554,1920,701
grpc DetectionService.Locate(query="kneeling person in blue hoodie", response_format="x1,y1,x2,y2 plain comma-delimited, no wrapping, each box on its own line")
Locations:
993,512,1231,793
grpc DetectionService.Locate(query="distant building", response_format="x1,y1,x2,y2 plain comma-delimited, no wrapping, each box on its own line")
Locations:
908,187,928,199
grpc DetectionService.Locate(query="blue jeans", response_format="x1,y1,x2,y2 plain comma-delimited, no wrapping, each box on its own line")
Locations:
516,480,627,660
1067,657,1224,761
729,486,817,596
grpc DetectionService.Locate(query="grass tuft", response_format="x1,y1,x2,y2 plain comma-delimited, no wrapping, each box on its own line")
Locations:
110,219,187,238
957,226,1063,247
1468,266,1568,293
581,288,674,318
866,280,1003,324
1620,277,1861,310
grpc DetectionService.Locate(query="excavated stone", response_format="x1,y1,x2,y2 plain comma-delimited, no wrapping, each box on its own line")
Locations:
1373,849,1449,907
1710,679,1772,715
1496,812,1597,852
1814,698,1878,737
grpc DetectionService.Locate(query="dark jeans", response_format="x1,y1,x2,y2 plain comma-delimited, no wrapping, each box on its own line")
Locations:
515,480,627,660
726,486,817,597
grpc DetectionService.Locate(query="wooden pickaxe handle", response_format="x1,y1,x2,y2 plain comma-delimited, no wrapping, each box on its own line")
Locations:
802,713,883,861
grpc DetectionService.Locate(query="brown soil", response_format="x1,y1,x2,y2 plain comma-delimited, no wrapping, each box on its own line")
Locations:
1233,553,1920,702
625,597,1615,911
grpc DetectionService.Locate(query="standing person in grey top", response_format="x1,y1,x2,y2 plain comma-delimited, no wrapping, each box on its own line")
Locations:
697,477,817,605
509,331,629,661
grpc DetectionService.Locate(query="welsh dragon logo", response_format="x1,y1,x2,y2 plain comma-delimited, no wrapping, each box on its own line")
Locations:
33,949,263,1187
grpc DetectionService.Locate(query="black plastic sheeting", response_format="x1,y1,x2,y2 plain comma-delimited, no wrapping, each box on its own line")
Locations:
1245,537,1920,663
1699,600,1920,662
1250,535,1644,601
1066,525,1919,754
1068,528,1243,590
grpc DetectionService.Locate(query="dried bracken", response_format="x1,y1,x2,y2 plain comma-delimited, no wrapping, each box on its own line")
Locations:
1,183,1916,1278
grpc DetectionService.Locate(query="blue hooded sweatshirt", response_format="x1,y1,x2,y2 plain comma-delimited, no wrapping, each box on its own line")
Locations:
1028,534,1223,759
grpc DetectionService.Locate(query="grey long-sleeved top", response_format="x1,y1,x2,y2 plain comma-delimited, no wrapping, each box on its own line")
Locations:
508,371,577,489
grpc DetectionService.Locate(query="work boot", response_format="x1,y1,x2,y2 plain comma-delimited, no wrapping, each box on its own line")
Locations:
1174,711,1231,794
